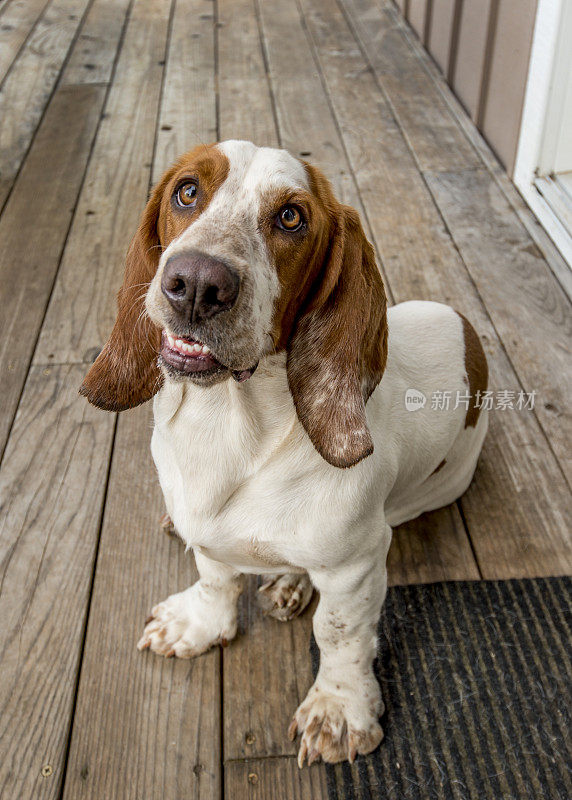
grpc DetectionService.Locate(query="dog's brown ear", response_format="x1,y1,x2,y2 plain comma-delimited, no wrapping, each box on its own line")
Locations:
287,205,388,468
80,169,175,411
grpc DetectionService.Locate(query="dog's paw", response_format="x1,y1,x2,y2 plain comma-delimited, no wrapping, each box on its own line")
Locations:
137,584,237,658
159,512,176,536
289,678,383,766
257,573,314,621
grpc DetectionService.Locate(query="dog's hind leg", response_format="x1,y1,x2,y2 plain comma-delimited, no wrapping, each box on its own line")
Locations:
257,573,314,621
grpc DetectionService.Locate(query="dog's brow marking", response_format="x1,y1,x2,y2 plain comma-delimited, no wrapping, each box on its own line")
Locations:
217,140,310,205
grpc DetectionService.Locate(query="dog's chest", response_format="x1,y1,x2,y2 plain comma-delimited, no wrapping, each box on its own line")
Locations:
151,375,316,571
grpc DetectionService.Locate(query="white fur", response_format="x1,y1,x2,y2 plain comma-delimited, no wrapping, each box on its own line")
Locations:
138,142,488,766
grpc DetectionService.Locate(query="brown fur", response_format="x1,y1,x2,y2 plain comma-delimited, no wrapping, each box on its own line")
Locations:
80,145,229,410
457,312,488,428
285,165,388,468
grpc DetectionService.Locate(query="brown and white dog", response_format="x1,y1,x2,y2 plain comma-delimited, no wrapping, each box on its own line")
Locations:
81,140,488,766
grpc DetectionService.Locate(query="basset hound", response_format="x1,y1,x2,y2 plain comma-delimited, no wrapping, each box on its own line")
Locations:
81,140,488,766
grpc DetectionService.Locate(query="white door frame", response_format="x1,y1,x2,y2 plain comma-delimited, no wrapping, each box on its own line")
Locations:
514,0,572,268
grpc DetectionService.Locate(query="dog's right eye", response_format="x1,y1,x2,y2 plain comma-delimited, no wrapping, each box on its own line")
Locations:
276,205,304,232
175,182,198,208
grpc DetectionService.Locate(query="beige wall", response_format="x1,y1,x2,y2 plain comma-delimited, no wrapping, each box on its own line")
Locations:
428,0,456,75
397,0,538,176
453,0,492,120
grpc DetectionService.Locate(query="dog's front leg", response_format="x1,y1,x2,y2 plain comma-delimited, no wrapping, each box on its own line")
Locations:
138,551,243,658
290,542,389,766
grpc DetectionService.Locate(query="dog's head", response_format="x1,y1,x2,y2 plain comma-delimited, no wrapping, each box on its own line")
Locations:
80,141,388,467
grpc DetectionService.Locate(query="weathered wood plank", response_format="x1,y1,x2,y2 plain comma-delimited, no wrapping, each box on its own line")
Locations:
0,84,105,460
224,580,317,761
225,757,327,800
34,0,172,365
153,0,217,184
340,0,480,172
217,0,277,146
0,0,49,84
425,168,572,484
0,365,115,800
256,0,359,205
62,0,132,86
388,508,481,587
63,3,221,797
300,0,572,578
62,403,221,800
0,0,91,209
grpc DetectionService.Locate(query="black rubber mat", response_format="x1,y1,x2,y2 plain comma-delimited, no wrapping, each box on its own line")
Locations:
310,577,571,800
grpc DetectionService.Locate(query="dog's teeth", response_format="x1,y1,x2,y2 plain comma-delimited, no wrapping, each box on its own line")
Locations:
167,335,212,358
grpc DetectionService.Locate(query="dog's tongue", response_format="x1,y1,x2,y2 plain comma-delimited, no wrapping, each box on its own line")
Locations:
231,364,258,383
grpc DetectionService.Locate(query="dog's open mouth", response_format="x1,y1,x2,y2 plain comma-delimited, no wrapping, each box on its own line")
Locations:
160,331,258,383
161,332,220,374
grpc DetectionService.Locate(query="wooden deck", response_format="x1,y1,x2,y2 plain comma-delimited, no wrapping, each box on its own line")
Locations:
0,1,570,798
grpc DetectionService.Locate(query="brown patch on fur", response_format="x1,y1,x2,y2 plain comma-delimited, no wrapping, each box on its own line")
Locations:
80,144,229,410
432,458,446,475
263,184,331,349
457,312,488,428
282,163,388,468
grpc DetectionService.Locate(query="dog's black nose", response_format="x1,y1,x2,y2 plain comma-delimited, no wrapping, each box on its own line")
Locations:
161,250,239,323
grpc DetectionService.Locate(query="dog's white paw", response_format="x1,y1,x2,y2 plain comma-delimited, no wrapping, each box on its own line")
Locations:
289,677,384,766
257,573,314,621
137,584,237,658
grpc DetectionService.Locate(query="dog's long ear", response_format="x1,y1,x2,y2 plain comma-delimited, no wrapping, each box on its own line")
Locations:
287,204,388,468
80,168,176,411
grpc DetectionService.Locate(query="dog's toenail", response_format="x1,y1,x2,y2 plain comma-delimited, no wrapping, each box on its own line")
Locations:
288,718,298,740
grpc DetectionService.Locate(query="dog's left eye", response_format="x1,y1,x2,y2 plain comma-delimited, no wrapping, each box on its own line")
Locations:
276,205,304,232
176,182,198,208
